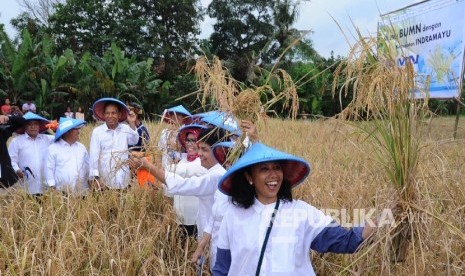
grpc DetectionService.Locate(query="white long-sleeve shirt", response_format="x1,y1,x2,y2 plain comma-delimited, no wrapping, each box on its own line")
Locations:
8,133,54,194
216,200,336,275
46,139,89,194
205,189,231,270
164,163,226,240
89,123,138,189
168,156,207,226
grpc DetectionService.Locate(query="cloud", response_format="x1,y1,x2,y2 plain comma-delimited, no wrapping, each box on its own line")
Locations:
297,0,422,57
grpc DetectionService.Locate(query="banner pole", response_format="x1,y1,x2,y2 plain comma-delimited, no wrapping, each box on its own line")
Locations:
453,98,461,139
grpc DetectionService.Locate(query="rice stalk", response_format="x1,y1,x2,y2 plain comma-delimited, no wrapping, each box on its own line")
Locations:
194,56,239,112
333,25,432,263
194,55,300,164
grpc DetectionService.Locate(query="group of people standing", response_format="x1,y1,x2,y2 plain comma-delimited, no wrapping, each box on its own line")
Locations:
128,104,378,275
0,98,148,195
1,97,88,121
64,106,85,120
0,96,377,275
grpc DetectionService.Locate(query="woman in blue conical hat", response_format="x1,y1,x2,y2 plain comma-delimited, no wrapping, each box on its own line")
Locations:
191,119,258,272
170,124,208,238
213,143,376,276
130,127,229,242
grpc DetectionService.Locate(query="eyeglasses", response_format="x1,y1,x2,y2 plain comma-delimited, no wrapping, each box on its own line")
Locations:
185,138,196,144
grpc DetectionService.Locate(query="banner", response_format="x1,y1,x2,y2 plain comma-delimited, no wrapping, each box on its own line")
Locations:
378,0,465,98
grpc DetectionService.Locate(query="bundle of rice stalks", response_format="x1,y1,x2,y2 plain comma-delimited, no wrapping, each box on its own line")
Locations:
333,27,432,263
232,88,262,122
194,56,300,163
194,56,239,111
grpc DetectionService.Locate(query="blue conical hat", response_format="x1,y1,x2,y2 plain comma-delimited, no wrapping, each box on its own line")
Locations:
218,142,310,195
212,141,235,166
177,124,208,150
201,111,241,137
54,117,86,142
92,97,129,122
162,105,192,124
16,112,50,134
23,111,49,122
191,110,219,124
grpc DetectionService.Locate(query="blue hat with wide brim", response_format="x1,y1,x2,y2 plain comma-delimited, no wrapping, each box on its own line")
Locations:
212,141,235,166
177,124,208,150
54,117,86,142
191,110,219,124
92,98,129,122
162,105,193,124
218,142,310,196
201,111,241,137
16,112,50,134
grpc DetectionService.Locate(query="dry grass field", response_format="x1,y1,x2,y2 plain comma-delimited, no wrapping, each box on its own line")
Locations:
1,116,464,275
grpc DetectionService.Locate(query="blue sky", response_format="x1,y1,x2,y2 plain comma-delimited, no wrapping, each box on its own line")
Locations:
1,0,421,58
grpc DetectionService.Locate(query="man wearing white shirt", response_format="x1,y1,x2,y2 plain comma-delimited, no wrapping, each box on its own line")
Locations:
8,112,54,195
46,117,89,195
89,98,138,190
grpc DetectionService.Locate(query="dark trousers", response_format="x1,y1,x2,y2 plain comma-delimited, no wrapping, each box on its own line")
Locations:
178,224,197,244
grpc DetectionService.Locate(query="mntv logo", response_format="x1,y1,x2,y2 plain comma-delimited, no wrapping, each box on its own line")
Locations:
398,54,419,66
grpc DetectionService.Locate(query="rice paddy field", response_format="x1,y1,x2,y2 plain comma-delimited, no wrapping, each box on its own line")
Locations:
1,116,464,275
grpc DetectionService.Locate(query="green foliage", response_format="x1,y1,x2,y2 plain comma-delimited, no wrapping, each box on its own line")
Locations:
208,0,275,82
47,0,203,80
0,25,16,64
71,44,163,116
285,62,323,115
207,0,311,83
2,0,354,119
0,27,162,118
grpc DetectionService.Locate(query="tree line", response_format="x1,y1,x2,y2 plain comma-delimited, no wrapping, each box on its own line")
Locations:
0,0,460,119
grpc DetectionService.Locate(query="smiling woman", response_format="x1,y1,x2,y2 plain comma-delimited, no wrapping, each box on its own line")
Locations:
245,162,285,205
213,142,377,276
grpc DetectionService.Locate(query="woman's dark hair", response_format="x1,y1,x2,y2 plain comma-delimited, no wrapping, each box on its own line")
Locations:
197,127,227,147
128,102,143,117
230,163,293,209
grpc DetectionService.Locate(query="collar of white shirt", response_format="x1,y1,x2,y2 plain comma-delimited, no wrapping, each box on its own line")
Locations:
252,199,278,215
103,123,122,131
25,133,46,140
57,138,77,147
